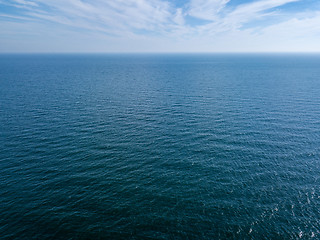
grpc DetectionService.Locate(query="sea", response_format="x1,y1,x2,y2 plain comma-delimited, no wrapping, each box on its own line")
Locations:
0,54,320,239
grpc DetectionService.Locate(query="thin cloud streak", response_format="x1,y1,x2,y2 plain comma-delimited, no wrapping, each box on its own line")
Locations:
187,0,230,20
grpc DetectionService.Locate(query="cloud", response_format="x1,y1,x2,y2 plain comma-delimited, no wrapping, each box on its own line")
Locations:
187,0,229,20
173,8,185,25
0,0,305,34
1,0,320,52
1,0,174,35
227,0,300,26
13,0,38,7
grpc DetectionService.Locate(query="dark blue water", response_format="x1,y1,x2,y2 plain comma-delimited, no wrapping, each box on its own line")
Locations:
1,54,320,239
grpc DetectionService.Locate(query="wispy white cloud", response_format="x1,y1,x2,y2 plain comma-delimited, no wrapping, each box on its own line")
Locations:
13,0,38,7
1,0,320,52
227,0,300,27
260,11,320,38
0,0,305,34
173,8,185,25
28,0,174,36
187,0,229,20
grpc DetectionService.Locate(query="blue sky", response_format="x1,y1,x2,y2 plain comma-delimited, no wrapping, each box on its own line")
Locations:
0,0,320,52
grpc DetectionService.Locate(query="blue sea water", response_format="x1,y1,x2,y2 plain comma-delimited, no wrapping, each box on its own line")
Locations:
0,54,320,239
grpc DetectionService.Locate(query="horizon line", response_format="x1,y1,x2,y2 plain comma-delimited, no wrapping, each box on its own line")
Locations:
1,52,320,55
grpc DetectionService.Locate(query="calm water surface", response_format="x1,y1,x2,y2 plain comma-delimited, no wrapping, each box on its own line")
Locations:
1,54,320,239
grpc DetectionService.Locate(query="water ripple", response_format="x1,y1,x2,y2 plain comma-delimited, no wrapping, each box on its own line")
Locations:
1,54,320,239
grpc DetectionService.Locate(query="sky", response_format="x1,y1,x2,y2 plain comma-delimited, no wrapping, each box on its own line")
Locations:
0,0,320,53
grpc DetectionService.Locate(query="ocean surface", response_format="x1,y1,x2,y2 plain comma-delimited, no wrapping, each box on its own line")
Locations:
0,54,320,239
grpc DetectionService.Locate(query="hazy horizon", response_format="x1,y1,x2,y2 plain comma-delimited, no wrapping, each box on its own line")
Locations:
1,52,320,55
